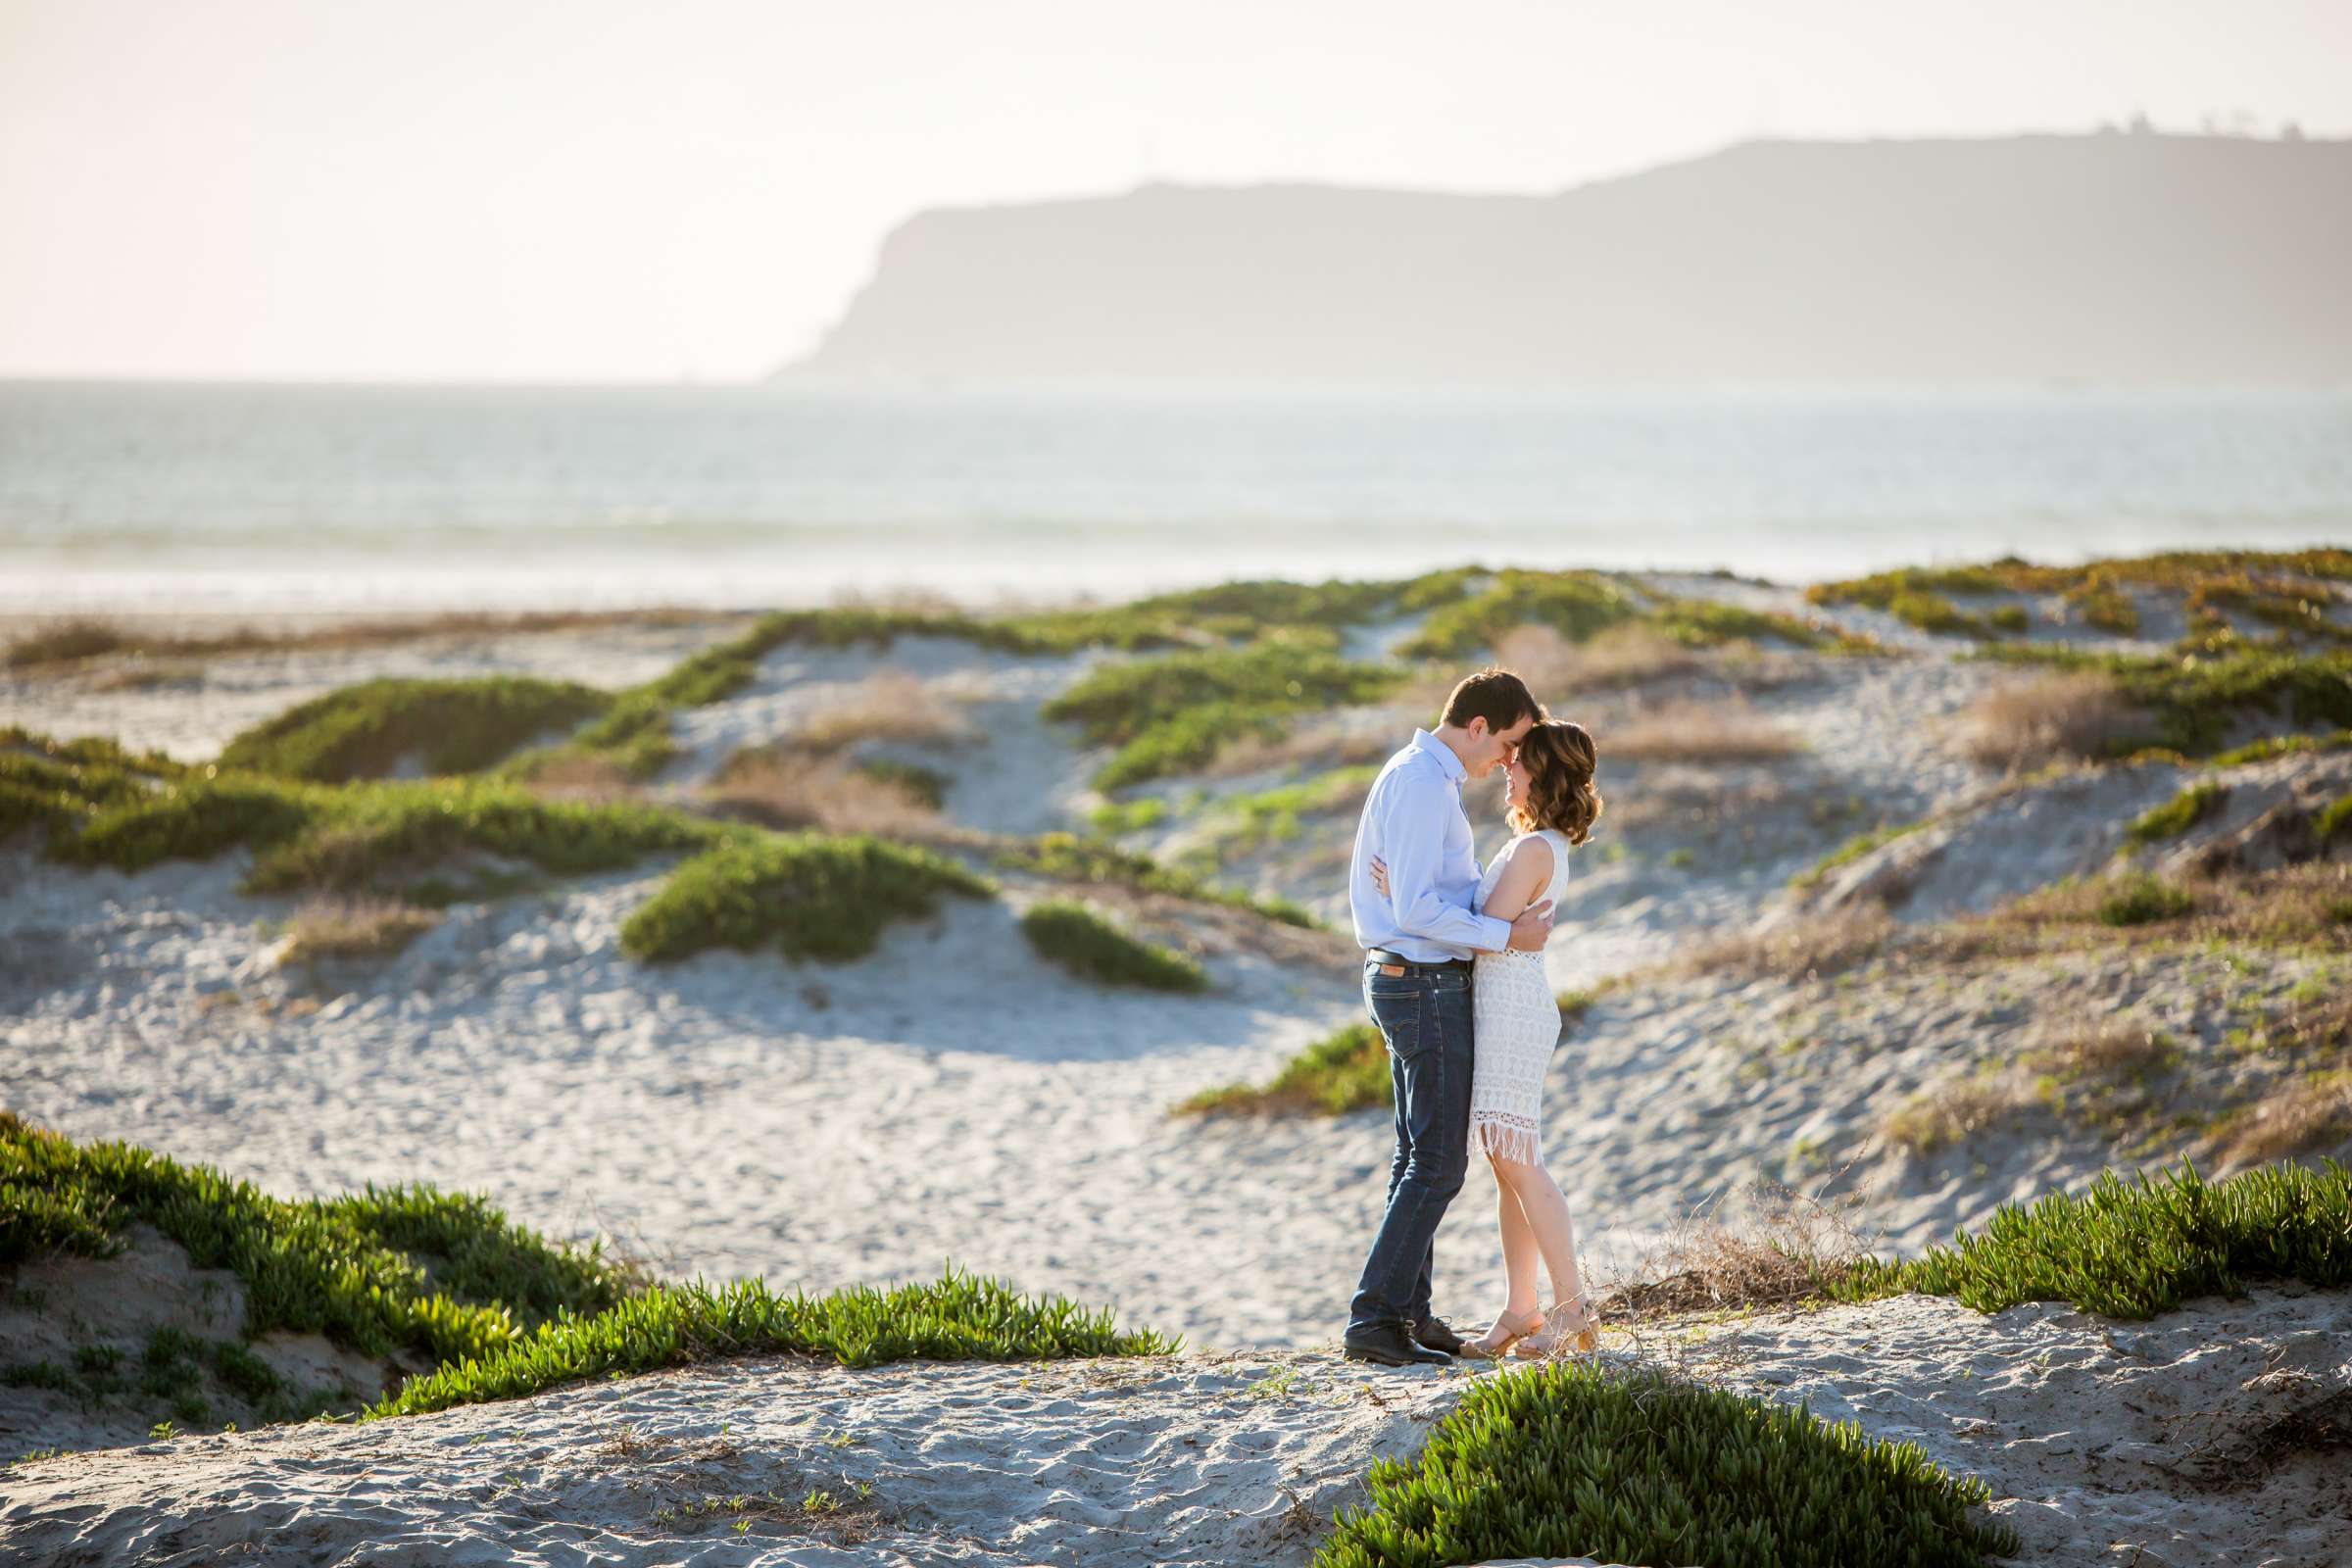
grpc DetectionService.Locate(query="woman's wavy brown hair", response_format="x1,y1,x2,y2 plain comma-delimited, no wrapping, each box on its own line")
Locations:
1507,717,1603,847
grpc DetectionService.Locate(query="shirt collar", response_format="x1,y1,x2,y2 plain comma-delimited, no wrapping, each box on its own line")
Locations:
1410,727,1469,788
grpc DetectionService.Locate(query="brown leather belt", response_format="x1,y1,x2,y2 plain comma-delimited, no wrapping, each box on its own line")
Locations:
1365,949,1471,972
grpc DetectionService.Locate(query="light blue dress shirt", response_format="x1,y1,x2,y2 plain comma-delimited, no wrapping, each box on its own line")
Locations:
1348,729,1513,961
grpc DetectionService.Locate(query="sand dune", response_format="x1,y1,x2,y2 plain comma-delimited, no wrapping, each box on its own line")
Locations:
6,558,2350,1563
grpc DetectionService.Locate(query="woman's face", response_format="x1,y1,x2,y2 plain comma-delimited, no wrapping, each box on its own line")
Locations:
1502,747,1530,810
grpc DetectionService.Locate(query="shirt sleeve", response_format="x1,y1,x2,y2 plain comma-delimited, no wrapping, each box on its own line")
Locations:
1378,768,1514,953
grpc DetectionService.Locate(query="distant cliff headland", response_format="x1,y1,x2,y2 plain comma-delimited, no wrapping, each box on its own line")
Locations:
783,132,2352,384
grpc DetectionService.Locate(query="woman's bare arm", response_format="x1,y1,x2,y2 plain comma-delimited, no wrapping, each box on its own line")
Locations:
1476,835,1554,923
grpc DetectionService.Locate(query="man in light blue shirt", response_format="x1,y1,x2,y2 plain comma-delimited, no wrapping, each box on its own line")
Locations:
1343,667,1553,1367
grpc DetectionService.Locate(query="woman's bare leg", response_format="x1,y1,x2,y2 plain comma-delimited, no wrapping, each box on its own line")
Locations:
1466,1142,1545,1352
1494,1158,1542,1317
1490,1153,1592,1334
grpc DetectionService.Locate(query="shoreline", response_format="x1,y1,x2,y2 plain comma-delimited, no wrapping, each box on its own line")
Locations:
9,533,2352,629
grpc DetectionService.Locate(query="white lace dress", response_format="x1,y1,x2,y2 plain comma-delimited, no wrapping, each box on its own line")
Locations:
1470,828,1574,1165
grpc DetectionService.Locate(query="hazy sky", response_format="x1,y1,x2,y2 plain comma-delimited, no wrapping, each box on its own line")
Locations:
3,0,2345,382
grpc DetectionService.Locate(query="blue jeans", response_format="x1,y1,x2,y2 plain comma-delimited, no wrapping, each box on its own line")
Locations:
1347,958,1473,1337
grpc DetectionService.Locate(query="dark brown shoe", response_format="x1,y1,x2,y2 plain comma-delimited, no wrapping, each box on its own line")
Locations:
1344,1325,1452,1368
1412,1316,1468,1356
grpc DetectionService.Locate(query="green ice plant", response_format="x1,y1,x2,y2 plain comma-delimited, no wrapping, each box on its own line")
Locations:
215,676,611,782
1180,1021,1391,1116
369,1268,1177,1419
1314,1360,2017,1568
1044,636,1400,789
620,832,994,963
0,1114,630,1365
1833,1158,2352,1320
2123,782,2227,845
993,832,1317,927
1019,900,1208,992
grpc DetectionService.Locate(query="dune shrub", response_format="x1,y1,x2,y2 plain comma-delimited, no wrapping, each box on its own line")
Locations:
1046,638,1399,789
2211,1073,2352,1168
1020,900,1207,992
1602,1160,2352,1325
1396,568,1641,658
621,833,993,963
545,688,681,777
0,1114,631,1364
217,677,612,782
502,749,646,805
1,726,191,774
2317,795,2352,843
42,769,721,898
1181,1021,1389,1115
2124,782,2227,845
1,742,181,845
1982,861,2352,954
1314,1359,2015,1568
1883,1078,2038,1156
1979,644,2352,757
5,1119,1172,1429
1835,1158,2352,1319
1953,671,2147,771
251,782,721,894
63,776,322,872
1201,765,1377,858
853,758,953,809
793,670,973,755
1807,564,2005,611
2068,584,2140,635
500,616,966,781
995,831,1317,928
3,618,131,667
280,897,443,961
1115,571,1472,633
1788,819,1927,891
2096,873,2196,927
1646,596,1831,650
370,1267,1177,1420
703,748,948,839
2206,728,2352,767
1089,796,1168,834
1885,590,1984,637
1188,997,1593,1117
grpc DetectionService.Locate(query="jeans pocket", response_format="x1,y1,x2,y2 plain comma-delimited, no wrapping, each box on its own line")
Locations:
1365,983,1428,1061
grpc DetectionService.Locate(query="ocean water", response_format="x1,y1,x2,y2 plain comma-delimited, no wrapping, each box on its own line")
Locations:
2,381,2347,614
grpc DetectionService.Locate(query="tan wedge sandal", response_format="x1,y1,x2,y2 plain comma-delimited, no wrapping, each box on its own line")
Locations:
1460,1307,1544,1360
1514,1297,1602,1359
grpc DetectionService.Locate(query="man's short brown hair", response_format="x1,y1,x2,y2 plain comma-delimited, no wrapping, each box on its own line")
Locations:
1440,666,1543,733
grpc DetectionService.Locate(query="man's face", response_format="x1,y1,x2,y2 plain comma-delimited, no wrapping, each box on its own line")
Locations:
1464,713,1536,779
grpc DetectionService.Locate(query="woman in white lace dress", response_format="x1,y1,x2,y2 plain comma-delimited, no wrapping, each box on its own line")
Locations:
1373,717,1604,1358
